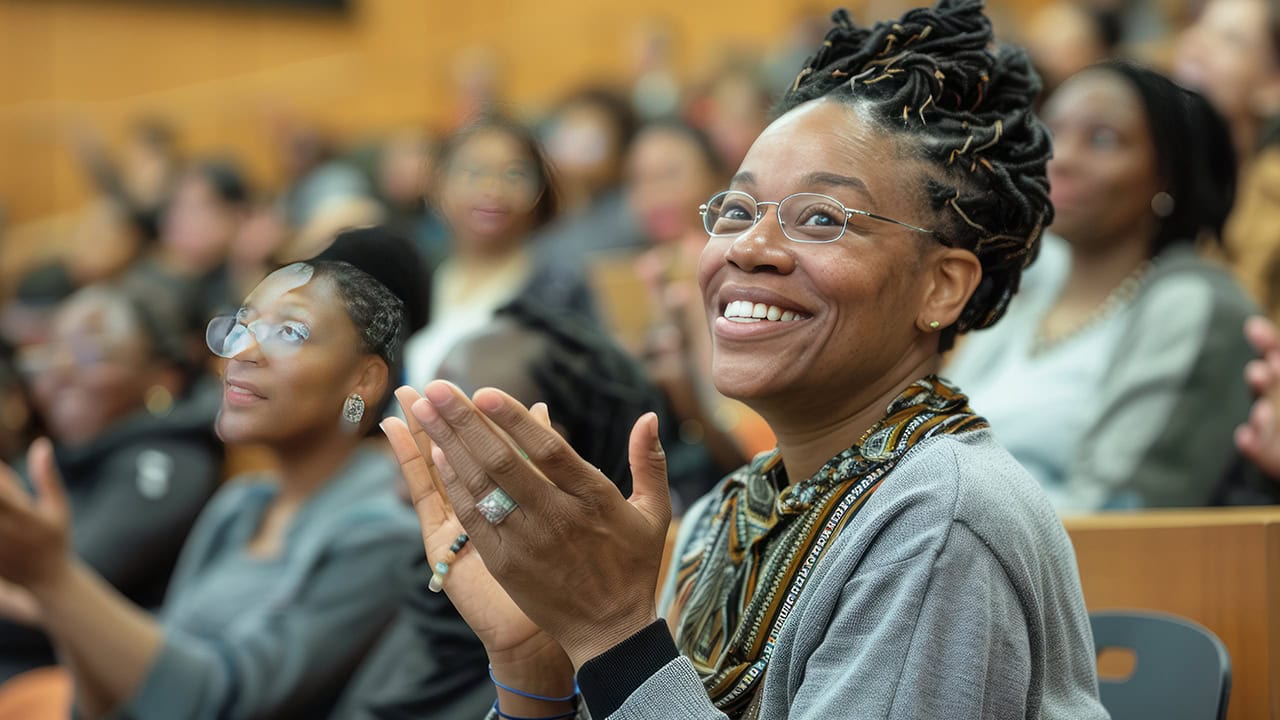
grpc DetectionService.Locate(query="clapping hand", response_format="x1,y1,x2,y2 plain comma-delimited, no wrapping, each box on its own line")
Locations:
408,381,672,670
0,439,72,595
1236,317,1280,479
380,387,565,669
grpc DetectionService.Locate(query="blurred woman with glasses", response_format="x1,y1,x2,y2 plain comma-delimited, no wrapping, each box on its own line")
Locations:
0,285,220,684
382,2,1107,718
403,114,597,393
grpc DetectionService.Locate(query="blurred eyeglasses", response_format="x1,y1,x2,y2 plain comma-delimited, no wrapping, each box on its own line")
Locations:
698,190,936,244
206,310,311,359
16,338,113,376
449,163,543,204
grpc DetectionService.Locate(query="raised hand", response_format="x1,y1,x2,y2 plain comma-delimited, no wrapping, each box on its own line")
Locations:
380,387,565,668
0,438,72,592
410,380,672,670
1236,317,1280,479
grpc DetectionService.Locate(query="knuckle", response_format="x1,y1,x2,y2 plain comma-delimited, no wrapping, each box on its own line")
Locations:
485,447,522,477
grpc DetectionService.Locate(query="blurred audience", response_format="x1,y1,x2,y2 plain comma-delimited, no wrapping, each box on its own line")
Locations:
1022,2,1123,99
0,254,419,718
119,159,252,347
403,113,596,392
273,123,382,261
71,117,182,246
534,88,646,268
686,62,774,172
0,284,221,683
1175,0,1280,317
374,129,451,271
947,61,1256,512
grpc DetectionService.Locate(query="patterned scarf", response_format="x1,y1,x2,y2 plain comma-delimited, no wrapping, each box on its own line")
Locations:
670,376,987,719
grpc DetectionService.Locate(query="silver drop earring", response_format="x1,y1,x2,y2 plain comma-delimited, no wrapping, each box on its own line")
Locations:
1151,191,1175,219
343,394,366,425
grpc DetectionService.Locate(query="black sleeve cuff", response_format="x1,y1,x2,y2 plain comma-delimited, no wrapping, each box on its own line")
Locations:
576,620,680,718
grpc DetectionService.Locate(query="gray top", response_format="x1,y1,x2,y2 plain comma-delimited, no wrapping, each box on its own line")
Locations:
112,445,421,720
496,429,1109,719
948,237,1257,511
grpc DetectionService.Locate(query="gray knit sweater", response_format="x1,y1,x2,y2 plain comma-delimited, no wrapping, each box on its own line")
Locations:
531,429,1109,719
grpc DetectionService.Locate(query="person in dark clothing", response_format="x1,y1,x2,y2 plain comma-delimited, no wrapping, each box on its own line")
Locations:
0,284,221,682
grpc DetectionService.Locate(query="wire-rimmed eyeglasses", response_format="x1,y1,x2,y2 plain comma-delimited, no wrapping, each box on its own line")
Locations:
698,190,936,244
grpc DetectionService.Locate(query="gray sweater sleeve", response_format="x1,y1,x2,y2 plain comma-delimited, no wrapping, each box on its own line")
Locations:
113,535,415,720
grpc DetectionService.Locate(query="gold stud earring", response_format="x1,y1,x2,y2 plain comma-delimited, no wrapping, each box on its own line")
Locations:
928,321,941,330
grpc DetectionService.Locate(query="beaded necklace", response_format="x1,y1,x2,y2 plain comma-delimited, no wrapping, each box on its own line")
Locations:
1029,260,1152,356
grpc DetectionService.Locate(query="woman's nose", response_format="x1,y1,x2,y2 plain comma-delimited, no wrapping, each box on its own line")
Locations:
723,207,797,275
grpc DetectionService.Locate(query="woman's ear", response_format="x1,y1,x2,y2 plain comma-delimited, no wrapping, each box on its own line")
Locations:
915,248,982,333
350,356,391,424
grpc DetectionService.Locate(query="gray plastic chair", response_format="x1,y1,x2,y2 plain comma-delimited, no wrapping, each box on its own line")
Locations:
1090,610,1231,720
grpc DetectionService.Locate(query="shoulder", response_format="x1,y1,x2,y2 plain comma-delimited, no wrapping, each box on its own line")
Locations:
1136,248,1256,323
848,431,1070,571
297,451,420,550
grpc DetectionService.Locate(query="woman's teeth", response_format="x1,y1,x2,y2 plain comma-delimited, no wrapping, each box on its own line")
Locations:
722,300,802,323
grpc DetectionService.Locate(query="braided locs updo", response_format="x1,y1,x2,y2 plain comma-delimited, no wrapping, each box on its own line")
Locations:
779,0,1052,351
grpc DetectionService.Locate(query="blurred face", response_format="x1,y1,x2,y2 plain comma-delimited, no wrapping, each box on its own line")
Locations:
697,99,938,409
162,172,239,271
545,104,622,190
23,296,155,446
1024,2,1109,91
439,130,543,256
1044,71,1161,251
1175,0,1280,126
626,128,718,244
213,267,377,446
380,133,433,206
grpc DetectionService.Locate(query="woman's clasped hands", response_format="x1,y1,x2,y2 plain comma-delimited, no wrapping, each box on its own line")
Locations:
381,381,673,688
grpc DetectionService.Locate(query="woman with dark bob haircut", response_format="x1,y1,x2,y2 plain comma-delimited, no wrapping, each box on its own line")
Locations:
382,2,1108,718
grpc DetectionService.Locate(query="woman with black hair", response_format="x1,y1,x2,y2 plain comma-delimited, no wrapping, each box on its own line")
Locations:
948,60,1257,512
386,2,1106,718
0,255,421,718
403,113,598,396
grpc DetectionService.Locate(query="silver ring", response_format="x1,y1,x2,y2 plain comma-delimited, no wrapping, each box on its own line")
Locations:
475,487,518,525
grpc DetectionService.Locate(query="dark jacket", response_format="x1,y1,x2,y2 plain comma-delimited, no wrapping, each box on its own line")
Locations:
0,381,221,682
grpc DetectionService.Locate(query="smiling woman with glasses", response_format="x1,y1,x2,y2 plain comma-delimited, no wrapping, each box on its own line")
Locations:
380,2,1108,720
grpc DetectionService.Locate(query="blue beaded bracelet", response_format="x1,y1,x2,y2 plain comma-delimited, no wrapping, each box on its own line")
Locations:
490,698,578,720
488,664,579,703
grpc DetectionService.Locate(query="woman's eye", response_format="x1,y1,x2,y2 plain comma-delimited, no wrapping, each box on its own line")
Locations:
797,205,842,226
722,202,754,220
275,322,310,345
1088,128,1120,150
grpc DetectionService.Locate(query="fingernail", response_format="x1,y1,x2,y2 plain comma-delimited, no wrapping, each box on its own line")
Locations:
378,420,389,433
424,383,455,407
412,398,439,423
475,391,502,412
